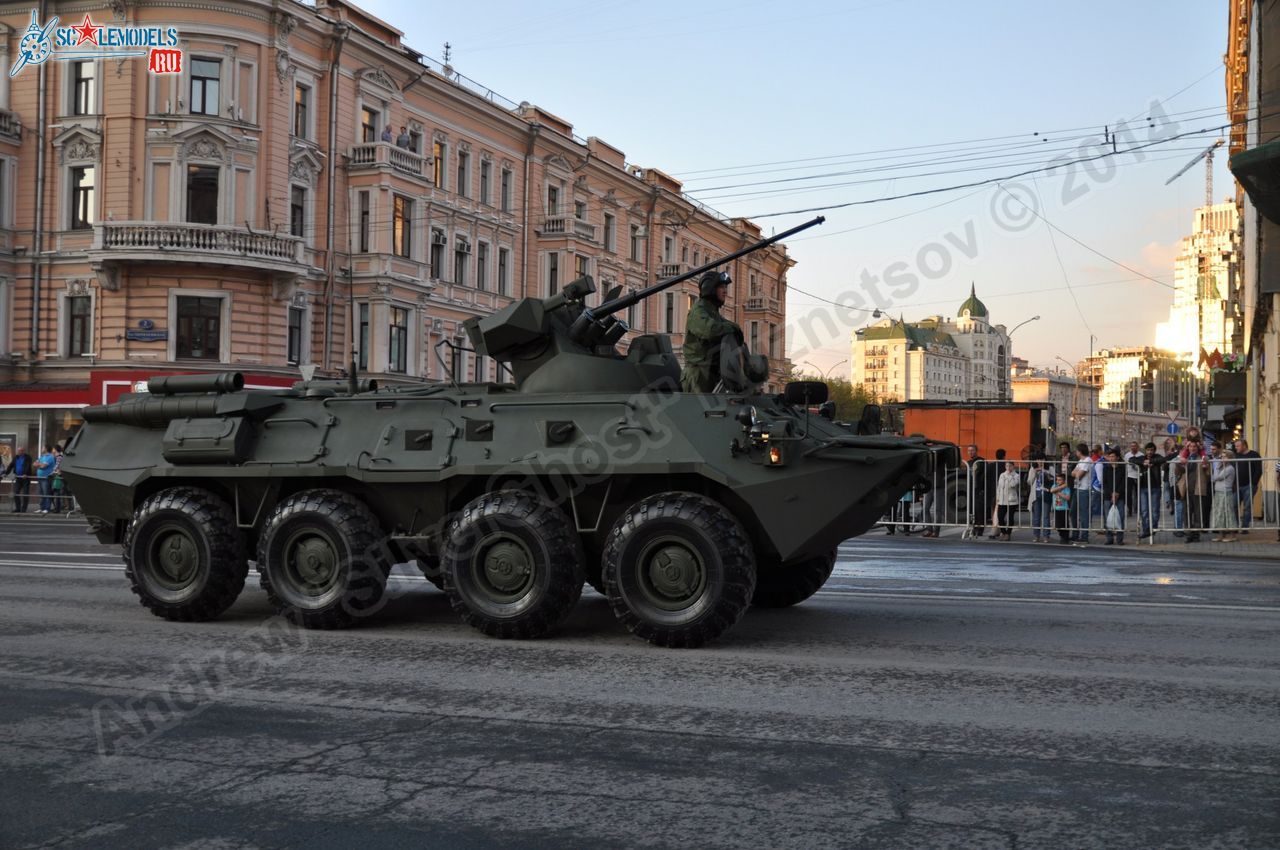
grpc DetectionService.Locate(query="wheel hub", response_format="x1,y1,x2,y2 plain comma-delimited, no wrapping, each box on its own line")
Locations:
638,538,706,611
155,530,198,583
291,536,338,586
482,540,532,594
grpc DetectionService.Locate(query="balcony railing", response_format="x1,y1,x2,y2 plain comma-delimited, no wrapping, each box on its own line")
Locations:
539,214,598,241
744,295,781,313
658,263,685,279
92,222,304,267
349,142,427,179
0,110,19,142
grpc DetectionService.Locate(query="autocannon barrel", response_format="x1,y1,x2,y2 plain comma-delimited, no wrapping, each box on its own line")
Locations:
147,373,244,395
590,215,824,320
82,396,221,427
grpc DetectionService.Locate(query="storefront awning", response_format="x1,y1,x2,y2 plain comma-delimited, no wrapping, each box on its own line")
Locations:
1230,138,1280,222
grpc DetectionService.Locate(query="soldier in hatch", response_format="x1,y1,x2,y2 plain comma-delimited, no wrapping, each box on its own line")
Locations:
680,271,744,393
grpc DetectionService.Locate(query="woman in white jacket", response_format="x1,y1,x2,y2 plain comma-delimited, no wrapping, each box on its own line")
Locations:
995,462,1022,541
1211,448,1238,542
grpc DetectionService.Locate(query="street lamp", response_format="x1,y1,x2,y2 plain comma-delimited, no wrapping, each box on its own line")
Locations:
1003,315,1039,401
802,359,847,380
1055,355,1094,446
1008,315,1040,336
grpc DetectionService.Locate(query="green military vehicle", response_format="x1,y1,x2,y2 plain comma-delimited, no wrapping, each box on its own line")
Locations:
62,217,954,647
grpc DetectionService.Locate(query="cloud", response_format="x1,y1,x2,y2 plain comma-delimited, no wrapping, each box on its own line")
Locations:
1137,240,1181,276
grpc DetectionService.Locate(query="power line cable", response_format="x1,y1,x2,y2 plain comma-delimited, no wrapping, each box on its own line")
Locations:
737,116,1260,219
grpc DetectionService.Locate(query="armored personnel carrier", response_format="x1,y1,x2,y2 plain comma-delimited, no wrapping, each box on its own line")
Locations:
62,217,954,647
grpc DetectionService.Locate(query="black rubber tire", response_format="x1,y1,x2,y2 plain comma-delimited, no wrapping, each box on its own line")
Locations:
601,492,755,648
123,487,248,622
441,490,584,639
752,550,836,608
257,489,388,629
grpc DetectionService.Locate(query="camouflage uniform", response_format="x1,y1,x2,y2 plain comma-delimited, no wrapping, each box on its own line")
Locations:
680,296,742,393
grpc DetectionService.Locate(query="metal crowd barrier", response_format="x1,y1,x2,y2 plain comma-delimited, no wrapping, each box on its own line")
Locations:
879,455,1280,544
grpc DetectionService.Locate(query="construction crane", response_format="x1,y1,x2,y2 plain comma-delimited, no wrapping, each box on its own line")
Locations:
1165,139,1225,206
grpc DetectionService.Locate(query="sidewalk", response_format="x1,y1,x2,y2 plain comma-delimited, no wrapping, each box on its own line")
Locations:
878,525,1280,561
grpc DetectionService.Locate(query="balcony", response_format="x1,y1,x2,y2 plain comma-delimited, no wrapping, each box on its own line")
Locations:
658,263,685,279
744,295,781,313
349,142,428,180
0,110,19,143
539,214,597,242
88,222,305,282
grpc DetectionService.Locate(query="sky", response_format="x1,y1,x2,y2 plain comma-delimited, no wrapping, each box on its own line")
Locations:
358,0,1231,376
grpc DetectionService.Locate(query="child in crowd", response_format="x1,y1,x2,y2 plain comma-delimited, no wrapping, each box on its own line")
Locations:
1050,472,1072,544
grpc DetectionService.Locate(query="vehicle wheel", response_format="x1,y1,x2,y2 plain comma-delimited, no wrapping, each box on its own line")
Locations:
257,489,388,629
601,492,755,648
752,550,836,608
440,490,584,639
123,487,249,621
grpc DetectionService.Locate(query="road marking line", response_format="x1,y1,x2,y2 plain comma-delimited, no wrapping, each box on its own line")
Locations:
814,589,1280,613
0,550,119,557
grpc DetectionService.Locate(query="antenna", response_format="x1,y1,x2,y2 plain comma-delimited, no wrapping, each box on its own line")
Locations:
1165,139,1224,206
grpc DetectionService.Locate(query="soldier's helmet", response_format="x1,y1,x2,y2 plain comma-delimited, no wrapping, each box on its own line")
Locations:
698,270,731,301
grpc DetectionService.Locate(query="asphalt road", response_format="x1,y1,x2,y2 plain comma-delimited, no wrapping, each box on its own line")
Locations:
1,515,1278,849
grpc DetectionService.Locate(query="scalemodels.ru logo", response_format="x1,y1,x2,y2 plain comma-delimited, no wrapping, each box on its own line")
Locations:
9,10,182,77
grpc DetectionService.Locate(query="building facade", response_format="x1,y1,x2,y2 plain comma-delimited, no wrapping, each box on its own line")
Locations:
1076,347,1197,416
0,0,793,455
1154,200,1242,373
851,285,1011,402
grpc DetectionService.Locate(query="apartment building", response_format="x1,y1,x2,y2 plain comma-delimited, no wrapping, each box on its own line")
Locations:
0,0,792,455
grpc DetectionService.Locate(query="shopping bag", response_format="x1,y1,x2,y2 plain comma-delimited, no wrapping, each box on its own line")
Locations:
1106,504,1123,531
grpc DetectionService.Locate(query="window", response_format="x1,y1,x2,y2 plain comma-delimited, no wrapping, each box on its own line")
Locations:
190,58,220,116
456,150,469,197
547,252,559,296
430,229,445,279
287,306,304,365
357,191,370,253
547,185,559,216
388,306,409,373
749,321,759,353
393,195,411,258
576,255,589,280
630,225,641,262
409,129,422,154
290,186,306,238
67,296,91,357
497,247,510,295
175,296,222,360
479,160,491,205
681,243,688,264
627,295,638,330
361,106,380,143
475,354,488,383
476,242,489,291
663,236,673,263
664,293,674,333
454,237,470,285
293,84,310,139
603,214,615,252
358,303,369,369
750,273,759,297
432,141,446,189
69,165,95,230
186,165,218,224
574,199,586,220
500,168,512,212
768,322,777,359
72,61,95,115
